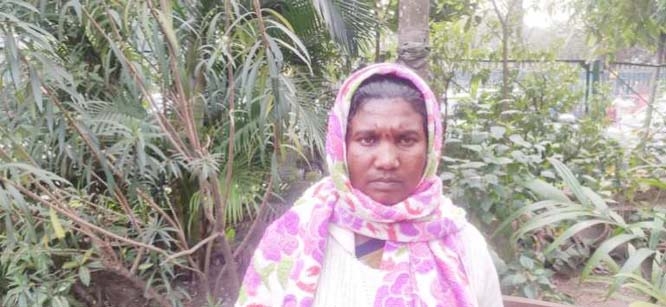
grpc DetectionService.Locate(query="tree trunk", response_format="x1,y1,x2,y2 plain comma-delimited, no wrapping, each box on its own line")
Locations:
501,23,509,103
397,0,430,79
512,0,524,44
374,1,382,63
640,32,666,150
490,0,511,106
490,0,523,109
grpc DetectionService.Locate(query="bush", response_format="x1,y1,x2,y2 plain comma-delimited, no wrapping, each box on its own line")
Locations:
440,61,627,300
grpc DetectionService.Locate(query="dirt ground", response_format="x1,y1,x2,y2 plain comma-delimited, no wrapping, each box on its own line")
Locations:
553,274,648,307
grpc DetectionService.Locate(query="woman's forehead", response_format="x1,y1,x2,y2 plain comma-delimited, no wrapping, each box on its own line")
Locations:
348,98,425,131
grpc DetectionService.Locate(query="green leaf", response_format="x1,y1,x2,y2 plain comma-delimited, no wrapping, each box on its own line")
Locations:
461,144,482,152
511,150,529,163
638,178,666,189
4,0,39,13
62,261,79,270
139,263,153,271
493,157,513,165
492,200,563,238
523,283,538,299
458,161,486,168
524,178,571,203
154,8,179,53
5,30,22,89
581,187,610,212
647,213,665,249
544,219,611,254
308,0,375,55
51,296,69,307
49,207,66,239
79,266,91,286
582,233,641,278
514,210,597,240
548,158,590,207
501,273,527,286
519,255,535,270
0,189,16,247
29,65,43,112
490,126,506,139
509,134,531,147
470,74,481,97
81,249,94,263
618,272,666,304
480,199,493,212
607,248,656,297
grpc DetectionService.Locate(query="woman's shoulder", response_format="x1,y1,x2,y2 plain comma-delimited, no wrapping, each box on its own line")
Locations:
454,222,505,307
456,220,492,253
263,178,337,233
293,177,337,204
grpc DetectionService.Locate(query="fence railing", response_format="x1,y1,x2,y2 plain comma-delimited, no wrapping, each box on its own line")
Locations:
447,59,666,109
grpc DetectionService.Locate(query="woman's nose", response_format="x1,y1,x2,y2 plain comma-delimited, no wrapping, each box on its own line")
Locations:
374,142,399,169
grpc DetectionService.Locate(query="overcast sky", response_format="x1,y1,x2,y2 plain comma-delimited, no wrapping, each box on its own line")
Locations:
523,0,572,28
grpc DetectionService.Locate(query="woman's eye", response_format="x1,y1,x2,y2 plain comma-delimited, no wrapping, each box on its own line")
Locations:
359,137,376,146
399,137,416,146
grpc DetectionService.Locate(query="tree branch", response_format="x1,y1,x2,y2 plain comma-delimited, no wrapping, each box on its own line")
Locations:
164,231,223,263
7,179,170,256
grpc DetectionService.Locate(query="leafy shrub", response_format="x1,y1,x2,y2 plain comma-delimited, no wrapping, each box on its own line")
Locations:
502,158,666,305
440,62,627,300
0,0,346,305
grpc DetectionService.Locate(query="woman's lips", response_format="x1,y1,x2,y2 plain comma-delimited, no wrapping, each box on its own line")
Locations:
368,179,401,190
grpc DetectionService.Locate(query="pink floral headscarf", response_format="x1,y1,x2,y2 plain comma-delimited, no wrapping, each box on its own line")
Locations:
236,63,476,307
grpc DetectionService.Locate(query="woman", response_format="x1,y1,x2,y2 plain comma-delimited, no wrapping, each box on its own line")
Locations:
236,63,503,307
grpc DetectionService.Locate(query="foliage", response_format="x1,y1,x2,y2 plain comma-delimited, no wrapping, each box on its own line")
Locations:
439,58,628,300
0,0,373,305
304,0,377,56
431,0,480,23
495,251,571,302
574,0,666,148
429,0,666,303
501,158,666,304
430,5,491,97
3,0,666,305
573,0,666,56
442,62,619,227
620,138,666,205
263,0,377,66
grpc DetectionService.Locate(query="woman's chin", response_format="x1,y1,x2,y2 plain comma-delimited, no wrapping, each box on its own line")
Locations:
356,181,414,206
365,192,405,206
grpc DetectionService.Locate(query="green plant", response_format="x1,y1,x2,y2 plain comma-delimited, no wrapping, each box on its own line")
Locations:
500,158,666,303
0,0,376,305
439,58,629,302
495,251,571,302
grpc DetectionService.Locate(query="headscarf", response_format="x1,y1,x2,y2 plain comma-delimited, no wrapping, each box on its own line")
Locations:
236,63,476,307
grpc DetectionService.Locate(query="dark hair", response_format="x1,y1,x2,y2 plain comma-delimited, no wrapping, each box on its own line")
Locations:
348,75,427,131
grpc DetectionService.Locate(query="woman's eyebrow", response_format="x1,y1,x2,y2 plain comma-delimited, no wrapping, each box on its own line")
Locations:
397,129,423,136
349,129,376,137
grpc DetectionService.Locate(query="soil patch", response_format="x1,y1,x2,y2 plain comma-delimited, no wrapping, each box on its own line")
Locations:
553,274,648,307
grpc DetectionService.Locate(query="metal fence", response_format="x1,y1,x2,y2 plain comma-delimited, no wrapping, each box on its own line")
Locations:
447,59,666,109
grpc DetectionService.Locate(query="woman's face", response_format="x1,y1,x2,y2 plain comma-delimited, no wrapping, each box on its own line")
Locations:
346,97,427,205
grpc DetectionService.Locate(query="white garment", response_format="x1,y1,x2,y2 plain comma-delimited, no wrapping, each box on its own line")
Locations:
313,223,504,307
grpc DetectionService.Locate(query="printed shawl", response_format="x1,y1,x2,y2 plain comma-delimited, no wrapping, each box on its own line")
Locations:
236,63,477,307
